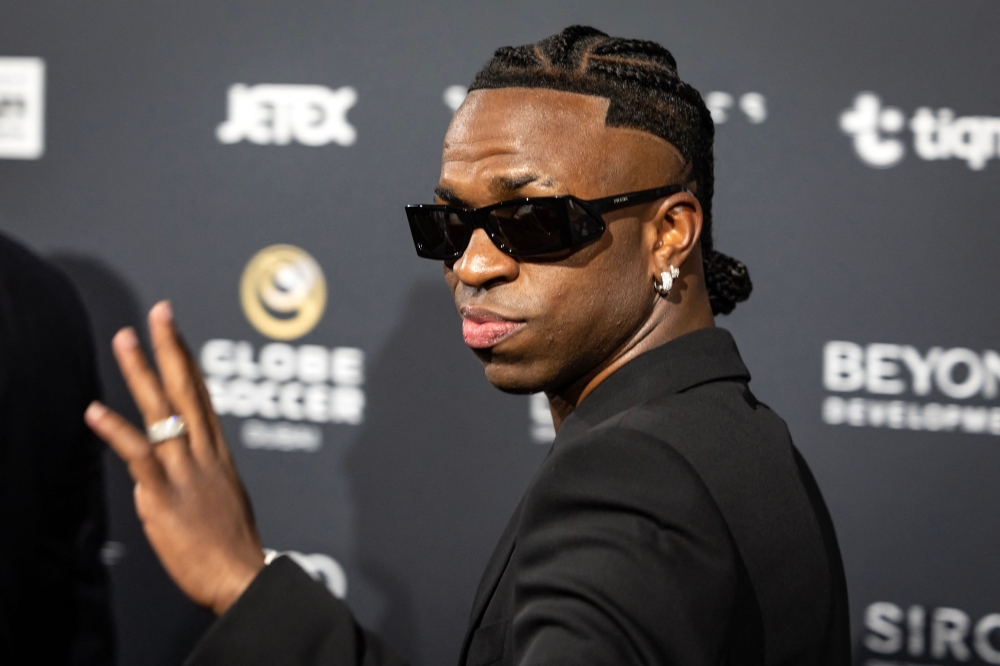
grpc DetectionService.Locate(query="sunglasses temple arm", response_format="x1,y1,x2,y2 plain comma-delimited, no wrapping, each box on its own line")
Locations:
588,185,688,215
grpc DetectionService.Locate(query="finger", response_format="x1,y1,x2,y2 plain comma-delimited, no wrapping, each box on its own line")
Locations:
113,323,192,470
148,301,214,459
178,331,230,460
85,401,167,490
112,326,172,426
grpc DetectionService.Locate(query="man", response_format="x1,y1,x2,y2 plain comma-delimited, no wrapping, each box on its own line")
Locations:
0,233,114,664
85,26,850,665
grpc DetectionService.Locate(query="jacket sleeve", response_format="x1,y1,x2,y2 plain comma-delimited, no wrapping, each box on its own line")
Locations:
184,557,405,666
509,426,742,665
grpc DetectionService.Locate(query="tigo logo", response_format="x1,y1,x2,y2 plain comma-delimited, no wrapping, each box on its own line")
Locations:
217,84,357,147
841,92,1000,170
0,57,45,159
240,245,326,341
840,93,906,168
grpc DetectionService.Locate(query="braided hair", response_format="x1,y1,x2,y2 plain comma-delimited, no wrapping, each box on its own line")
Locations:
469,26,752,315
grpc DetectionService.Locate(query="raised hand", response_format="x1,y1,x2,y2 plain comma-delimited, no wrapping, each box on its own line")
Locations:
85,301,265,615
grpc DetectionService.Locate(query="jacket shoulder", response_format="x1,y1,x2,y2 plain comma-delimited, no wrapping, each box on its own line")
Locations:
507,425,747,665
609,380,844,665
523,421,734,538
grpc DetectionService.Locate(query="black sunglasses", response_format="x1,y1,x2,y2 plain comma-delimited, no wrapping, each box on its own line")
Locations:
405,184,689,260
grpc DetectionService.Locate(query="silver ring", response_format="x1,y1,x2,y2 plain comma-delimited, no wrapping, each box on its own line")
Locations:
147,415,187,444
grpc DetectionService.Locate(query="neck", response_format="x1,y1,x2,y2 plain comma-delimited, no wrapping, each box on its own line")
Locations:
547,281,715,431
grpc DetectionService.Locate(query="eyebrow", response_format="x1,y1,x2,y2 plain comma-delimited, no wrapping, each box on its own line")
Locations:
433,186,472,208
434,173,548,209
491,173,541,195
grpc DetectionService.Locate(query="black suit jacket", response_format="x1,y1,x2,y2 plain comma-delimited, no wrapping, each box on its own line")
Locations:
0,233,114,664
187,328,850,665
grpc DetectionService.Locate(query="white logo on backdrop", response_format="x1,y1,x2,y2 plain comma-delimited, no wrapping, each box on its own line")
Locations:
200,247,365,452
443,85,468,113
840,93,906,167
705,91,768,124
822,341,1000,435
0,57,45,159
864,601,1000,664
202,340,366,440
217,84,357,147
241,419,322,452
841,92,1000,170
529,393,555,443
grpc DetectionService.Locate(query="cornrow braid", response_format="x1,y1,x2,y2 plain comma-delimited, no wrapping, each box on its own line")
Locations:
469,25,752,315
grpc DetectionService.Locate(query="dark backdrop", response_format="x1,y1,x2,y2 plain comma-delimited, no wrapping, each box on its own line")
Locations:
2,2,999,664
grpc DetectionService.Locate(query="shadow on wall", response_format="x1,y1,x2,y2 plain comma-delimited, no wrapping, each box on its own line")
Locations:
346,280,549,666
51,255,214,666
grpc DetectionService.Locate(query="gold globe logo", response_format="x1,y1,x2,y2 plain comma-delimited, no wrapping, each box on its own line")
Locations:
240,244,326,340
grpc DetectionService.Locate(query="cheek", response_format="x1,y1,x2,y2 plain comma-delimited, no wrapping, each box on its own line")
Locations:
479,248,651,393
570,227,649,319
528,250,649,349
578,264,648,335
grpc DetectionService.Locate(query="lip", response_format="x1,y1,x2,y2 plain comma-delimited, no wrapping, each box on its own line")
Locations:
460,306,526,349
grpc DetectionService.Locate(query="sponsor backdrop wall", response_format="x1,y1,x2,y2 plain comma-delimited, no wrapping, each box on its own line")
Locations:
2,2,998,664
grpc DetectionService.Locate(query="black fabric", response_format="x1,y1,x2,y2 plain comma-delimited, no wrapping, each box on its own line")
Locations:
0,233,114,665
186,557,404,666
187,327,849,665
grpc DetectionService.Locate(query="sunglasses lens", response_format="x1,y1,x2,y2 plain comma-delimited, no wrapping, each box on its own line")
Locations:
408,209,470,259
566,199,604,241
407,198,604,260
488,203,567,255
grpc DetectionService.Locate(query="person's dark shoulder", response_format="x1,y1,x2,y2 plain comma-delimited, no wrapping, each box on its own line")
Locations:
519,379,789,536
616,378,849,664
620,378,794,462
0,232,97,404
607,377,811,546
0,233,94,350
0,233,89,322
517,414,735,546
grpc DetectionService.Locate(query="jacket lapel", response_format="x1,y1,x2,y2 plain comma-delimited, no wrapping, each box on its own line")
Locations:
458,497,523,663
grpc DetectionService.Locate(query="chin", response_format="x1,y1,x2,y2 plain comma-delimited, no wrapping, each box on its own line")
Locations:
475,350,554,395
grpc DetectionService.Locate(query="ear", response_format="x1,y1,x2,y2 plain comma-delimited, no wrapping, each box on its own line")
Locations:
648,191,703,279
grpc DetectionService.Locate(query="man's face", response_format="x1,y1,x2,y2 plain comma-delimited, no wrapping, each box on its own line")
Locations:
438,87,688,394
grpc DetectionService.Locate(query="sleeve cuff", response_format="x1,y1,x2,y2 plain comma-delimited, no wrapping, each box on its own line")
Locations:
184,556,357,666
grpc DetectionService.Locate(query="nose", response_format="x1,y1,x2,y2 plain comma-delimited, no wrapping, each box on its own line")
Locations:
452,228,519,289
